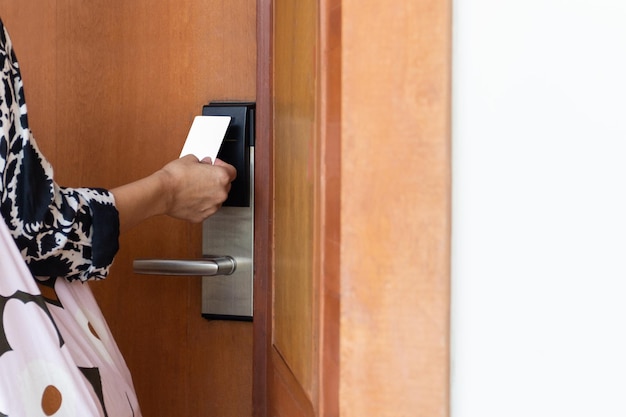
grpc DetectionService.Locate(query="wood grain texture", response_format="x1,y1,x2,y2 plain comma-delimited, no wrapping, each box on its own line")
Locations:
264,0,342,415
253,0,274,416
3,1,256,416
318,0,341,415
340,0,452,416
269,349,316,417
272,0,318,401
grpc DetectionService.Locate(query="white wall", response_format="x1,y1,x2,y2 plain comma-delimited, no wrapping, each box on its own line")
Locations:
451,1,626,416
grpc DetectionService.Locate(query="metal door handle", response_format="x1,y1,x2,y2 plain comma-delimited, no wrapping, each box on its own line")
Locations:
133,256,236,276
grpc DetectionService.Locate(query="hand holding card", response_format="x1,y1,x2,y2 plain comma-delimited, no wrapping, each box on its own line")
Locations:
180,115,232,163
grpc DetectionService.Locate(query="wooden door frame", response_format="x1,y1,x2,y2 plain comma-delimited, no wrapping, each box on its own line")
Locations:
253,0,451,415
253,0,341,415
253,0,272,415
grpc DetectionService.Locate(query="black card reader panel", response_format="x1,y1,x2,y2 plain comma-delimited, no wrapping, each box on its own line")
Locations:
202,102,255,207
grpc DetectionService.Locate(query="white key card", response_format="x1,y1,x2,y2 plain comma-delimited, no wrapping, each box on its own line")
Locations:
180,115,232,163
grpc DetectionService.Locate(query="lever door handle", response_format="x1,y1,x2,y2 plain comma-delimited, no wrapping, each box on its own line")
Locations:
133,256,236,276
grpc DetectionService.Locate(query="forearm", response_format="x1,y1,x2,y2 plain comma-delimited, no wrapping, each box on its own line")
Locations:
110,155,236,233
110,170,172,233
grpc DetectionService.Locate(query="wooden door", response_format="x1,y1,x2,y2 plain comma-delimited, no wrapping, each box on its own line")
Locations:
3,1,256,416
254,0,340,415
254,0,451,416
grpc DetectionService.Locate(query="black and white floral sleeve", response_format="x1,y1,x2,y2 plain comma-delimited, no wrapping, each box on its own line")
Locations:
0,19,119,282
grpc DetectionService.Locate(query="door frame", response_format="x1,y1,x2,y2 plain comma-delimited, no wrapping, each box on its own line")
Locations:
252,0,272,415
253,0,342,415
253,0,451,415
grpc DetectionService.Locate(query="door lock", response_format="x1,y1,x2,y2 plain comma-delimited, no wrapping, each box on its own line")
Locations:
134,102,255,321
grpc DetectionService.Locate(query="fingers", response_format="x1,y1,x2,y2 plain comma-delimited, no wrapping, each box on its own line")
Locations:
180,154,201,163
213,158,237,182
159,156,237,223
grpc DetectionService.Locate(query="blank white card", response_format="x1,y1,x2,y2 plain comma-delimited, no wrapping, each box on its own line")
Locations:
179,115,231,163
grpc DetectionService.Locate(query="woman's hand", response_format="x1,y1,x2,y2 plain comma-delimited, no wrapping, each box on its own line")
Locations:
111,155,237,232
159,155,237,223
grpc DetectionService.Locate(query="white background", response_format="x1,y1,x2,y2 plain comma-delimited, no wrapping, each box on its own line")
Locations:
451,0,626,415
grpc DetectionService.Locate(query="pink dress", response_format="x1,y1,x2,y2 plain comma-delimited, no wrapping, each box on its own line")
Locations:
1,18,141,416
0,220,141,416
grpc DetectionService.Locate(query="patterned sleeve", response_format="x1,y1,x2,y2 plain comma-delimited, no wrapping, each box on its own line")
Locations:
0,19,120,282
